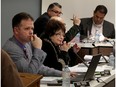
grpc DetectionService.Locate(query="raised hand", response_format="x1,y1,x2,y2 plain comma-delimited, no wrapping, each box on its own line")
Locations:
71,15,81,26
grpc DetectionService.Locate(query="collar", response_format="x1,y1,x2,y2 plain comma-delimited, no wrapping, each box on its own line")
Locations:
13,36,26,49
93,21,104,28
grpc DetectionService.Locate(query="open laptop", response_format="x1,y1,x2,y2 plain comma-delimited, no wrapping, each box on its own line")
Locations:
71,54,102,82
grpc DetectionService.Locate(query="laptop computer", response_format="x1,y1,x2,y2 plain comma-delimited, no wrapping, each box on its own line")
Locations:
71,54,102,82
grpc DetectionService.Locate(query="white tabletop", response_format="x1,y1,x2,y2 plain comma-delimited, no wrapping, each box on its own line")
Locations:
76,41,113,48
40,68,115,87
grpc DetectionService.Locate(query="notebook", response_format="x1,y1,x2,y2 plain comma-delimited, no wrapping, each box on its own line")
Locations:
71,54,102,82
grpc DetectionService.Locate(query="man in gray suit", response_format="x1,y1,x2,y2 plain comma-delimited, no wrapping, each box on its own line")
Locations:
3,12,77,77
2,12,63,76
79,5,115,41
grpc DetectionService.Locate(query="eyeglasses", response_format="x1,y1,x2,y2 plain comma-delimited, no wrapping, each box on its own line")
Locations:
54,32,65,37
51,10,63,15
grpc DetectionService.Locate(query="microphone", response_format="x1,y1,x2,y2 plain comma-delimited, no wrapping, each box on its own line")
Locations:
92,41,95,47
75,53,89,68
105,39,115,46
72,44,89,67
92,42,109,63
105,39,115,57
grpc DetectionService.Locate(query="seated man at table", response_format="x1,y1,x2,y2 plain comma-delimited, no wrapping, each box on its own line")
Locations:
2,12,77,77
2,12,62,76
79,5,115,41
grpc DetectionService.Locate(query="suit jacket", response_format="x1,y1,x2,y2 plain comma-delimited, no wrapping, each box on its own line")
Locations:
79,17,115,40
2,36,62,76
34,12,80,42
34,12,50,37
1,49,24,87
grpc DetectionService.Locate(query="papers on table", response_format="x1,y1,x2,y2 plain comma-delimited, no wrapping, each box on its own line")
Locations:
69,54,112,73
69,64,88,72
40,77,62,84
84,55,109,63
94,42,113,47
96,65,113,72
69,63,113,73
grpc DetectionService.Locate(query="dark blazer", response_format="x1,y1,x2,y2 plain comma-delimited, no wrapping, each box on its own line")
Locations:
34,12,50,37
34,12,80,42
42,39,70,71
79,17,115,40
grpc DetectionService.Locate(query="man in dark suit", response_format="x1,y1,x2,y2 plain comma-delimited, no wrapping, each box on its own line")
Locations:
79,5,115,41
34,2,62,37
34,2,81,42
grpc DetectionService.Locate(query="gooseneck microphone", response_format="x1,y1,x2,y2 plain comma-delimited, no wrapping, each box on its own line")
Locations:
72,43,89,67
75,53,89,68
105,39,114,46
92,42,109,63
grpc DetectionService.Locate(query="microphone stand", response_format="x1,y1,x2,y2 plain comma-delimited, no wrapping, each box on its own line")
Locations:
75,53,89,68
92,42,109,63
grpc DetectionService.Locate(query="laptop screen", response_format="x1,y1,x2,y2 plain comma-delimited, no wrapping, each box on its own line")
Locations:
83,54,102,81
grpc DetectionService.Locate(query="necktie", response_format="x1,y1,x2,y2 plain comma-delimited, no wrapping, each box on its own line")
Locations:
23,48,29,61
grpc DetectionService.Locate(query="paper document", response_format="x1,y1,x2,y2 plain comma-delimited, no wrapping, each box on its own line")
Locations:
84,55,109,63
96,65,113,72
69,63,112,73
69,64,88,72
40,77,62,84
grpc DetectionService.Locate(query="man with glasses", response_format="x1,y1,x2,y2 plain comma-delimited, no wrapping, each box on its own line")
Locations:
34,2,62,37
34,2,81,43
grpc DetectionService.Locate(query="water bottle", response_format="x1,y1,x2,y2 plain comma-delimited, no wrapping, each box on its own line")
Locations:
76,32,80,43
95,30,100,43
62,65,70,87
71,32,80,43
108,52,115,69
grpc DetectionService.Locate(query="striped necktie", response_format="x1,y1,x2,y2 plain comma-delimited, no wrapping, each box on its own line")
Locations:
23,48,29,61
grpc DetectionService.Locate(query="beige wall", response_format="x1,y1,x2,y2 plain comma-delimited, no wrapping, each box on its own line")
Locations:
1,0,41,46
42,0,115,31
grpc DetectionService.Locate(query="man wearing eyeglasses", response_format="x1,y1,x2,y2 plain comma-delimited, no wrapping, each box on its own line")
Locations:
34,2,62,37
34,2,81,42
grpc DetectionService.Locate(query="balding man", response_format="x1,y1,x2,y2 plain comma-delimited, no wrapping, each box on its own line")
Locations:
34,2,62,37
34,2,81,42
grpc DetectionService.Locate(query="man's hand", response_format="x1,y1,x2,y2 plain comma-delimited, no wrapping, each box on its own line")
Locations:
31,34,42,49
71,15,81,26
70,72,78,78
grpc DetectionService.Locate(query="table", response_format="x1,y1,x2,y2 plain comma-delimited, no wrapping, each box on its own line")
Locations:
77,41,114,59
40,69,115,87
20,73,43,87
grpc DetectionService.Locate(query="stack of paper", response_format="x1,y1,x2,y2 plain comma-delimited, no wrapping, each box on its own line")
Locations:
40,77,62,84
69,64,88,72
84,55,109,63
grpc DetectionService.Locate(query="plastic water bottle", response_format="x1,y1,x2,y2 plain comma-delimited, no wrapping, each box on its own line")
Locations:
95,30,100,42
108,52,115,69
76,32,80,43
62,65,70,87
71,32,80,43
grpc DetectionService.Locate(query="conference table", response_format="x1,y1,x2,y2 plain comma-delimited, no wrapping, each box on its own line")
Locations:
40,64,115,87
77,39,114,59
40,39,115,87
